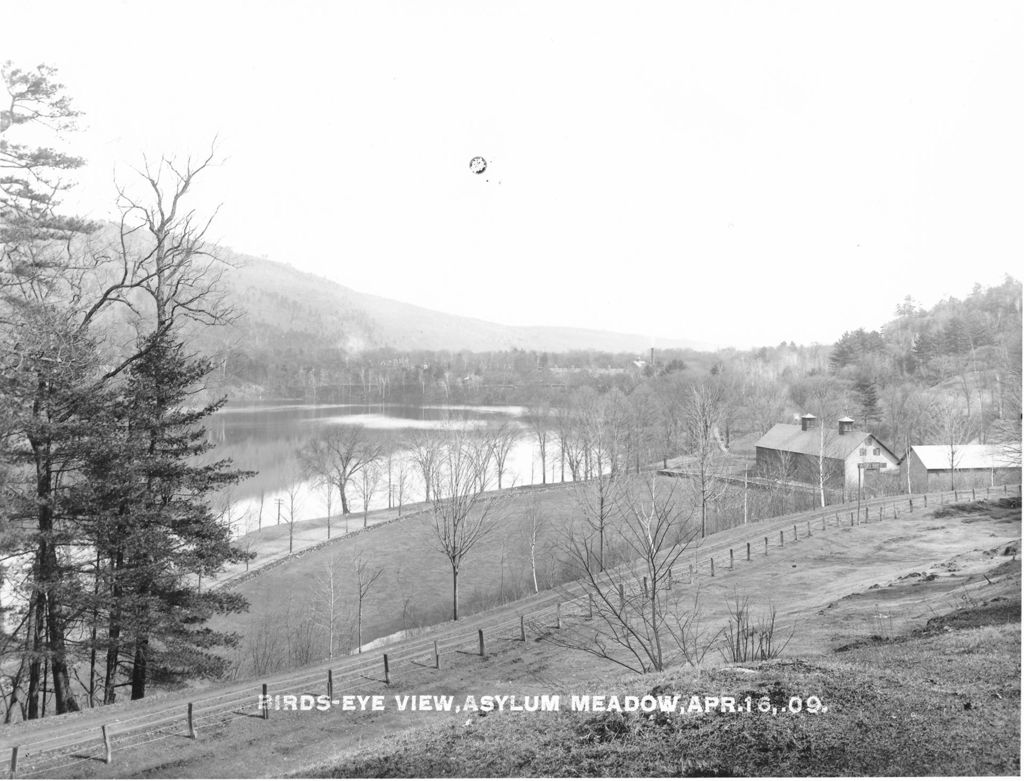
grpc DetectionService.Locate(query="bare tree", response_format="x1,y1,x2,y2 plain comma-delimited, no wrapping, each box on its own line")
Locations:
557,475,697,673
524,496,545,594
684,383,728,537
930,396,975,490
793,377,851,507
528,400,553,484
428,431,506,621
486,421,520,490
285,478,303,554
354,556,384,653
393,454,410,516
298,425,381,517
312,555,348,660
354,459,382,528
408,430,441,502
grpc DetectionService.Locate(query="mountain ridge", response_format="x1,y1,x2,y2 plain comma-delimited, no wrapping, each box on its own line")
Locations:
214,248,710,354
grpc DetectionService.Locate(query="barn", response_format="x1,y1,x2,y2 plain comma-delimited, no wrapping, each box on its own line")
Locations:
754,414,899,496
899,444,1022,492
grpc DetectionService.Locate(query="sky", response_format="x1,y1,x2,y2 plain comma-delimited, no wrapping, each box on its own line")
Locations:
2,1,1021,349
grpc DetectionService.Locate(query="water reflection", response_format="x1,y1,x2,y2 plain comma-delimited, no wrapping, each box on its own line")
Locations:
206,402,549,533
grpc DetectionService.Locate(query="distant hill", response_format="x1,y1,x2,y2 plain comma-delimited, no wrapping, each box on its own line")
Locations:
210,249,705,354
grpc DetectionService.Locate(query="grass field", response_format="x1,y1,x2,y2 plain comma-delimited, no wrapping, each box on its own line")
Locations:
309,577,1022,777
215,476,700,676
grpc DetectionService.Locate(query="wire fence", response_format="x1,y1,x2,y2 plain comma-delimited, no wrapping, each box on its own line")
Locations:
2,482,1019,778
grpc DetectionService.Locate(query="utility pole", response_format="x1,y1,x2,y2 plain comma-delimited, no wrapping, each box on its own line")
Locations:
275,498,284,525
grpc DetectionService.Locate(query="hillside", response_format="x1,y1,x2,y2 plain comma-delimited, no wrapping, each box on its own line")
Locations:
3,495,1018,777
208,249,704,355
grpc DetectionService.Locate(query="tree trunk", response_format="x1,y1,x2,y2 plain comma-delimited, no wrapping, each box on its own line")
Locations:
130,637,148,700
26,590,44,720
451,564,460,621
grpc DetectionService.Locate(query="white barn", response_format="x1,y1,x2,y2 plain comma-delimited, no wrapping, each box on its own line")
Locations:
900,444,1022,492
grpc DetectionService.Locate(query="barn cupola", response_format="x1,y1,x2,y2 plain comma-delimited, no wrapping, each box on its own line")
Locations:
838,416,855,435
800,413,818,432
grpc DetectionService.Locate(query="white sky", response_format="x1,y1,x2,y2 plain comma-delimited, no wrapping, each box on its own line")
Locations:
2,1,1021,349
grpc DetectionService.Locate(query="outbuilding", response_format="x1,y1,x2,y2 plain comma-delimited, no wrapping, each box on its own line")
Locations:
899,444,1021,492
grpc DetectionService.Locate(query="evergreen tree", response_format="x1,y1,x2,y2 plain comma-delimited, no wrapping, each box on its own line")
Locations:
79,329,251,701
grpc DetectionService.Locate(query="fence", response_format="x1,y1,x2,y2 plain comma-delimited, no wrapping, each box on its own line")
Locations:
2,483,1018,778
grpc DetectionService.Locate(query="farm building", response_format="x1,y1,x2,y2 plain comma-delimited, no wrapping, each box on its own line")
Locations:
754,414,899,496
899,444,1022,492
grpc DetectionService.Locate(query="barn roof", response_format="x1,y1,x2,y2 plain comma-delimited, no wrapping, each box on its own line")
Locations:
754,423,894,460
907,444,1021,471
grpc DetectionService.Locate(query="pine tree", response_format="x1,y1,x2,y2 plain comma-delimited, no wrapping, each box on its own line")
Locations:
79,329,251,701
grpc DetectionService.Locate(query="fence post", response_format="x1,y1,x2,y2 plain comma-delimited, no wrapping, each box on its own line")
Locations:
850,512,854,526
262,683,269,720
793,524,798,541
619,583,625,610
972,487,976,501
556,602,562,629
909,498,913,512
779,530,784,547
746,542,751,561
688,564,693,583
9,746,18,779
667,567,673,590
822,515,826,531
878,507,882,522
764,536,768,555
729,549,734,569
478,629,485,657
102,724,112,764
434,639,441,667
710,557,715,577
807,518,812,536
924,494,928,507
327,669,334,699
188,702,197,739
588,594,594,619
954,490,958,501
383,653,390,685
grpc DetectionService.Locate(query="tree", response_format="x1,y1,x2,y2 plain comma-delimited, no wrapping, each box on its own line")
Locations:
528,400,553,484
284,477,303,554
1,64,246,714
428,432,505,621
558,475,697,674
79,330,250,702
485,421,519,490
930,397,975,490
354,557,383,653
1,60,98,718
790,376,850,507
298,426,381,517
354,459,382,528
408,429,441,502
524,495,545,594
683,383,728,537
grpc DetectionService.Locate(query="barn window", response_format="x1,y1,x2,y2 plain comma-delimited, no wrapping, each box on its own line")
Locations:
873,447,880,456
859,448,867,456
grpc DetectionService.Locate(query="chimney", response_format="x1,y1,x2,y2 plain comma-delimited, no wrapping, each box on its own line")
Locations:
800,413,817,432
838,416,855,435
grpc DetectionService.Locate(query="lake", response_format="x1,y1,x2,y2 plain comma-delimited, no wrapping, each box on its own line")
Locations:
206,401,554,533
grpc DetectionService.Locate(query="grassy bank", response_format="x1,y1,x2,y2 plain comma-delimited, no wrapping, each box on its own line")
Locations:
310,590,1021,777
